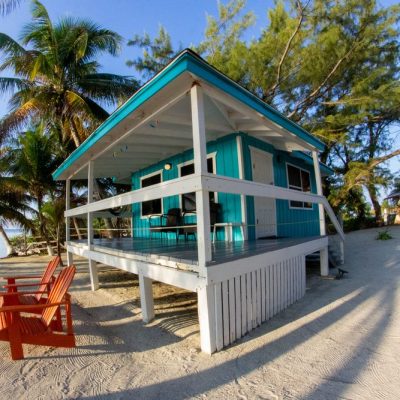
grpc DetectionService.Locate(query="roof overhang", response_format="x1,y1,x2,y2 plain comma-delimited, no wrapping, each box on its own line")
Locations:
53,49,325,181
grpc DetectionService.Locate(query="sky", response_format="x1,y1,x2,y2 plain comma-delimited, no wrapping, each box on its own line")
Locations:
0,0,399,198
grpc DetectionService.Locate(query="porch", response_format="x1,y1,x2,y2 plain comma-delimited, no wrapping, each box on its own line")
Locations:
55,50,345,353
68,235,324,271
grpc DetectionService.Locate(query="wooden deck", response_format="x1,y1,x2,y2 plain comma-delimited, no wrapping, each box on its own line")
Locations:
71,236,322,268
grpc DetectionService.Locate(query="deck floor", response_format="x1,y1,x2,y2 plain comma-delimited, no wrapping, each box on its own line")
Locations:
72,236,322,267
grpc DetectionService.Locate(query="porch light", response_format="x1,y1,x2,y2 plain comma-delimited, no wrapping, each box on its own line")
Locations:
164,162,172,171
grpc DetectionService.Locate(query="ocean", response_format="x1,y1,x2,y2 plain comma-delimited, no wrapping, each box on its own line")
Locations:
0,228,24,258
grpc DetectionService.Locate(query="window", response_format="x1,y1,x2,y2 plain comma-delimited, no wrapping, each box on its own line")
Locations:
287,164,313,209
180,157,215,212
141,172,162,216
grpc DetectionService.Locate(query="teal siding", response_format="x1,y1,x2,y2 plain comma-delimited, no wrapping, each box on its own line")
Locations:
131,134,242,240
131,132,320,241
240,133,320,239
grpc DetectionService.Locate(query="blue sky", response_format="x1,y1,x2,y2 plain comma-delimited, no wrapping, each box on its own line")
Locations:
0,0,398,197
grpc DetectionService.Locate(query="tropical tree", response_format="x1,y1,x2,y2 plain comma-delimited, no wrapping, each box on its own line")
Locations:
127,0,400,224
41,198,65,257
0,151,33,255
0,0,21,16
126,26,181,79
5,125,61,254
0,0,138,150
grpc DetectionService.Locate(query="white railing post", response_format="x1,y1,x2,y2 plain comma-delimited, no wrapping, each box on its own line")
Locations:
65,178,73,266
236,135,248,240
191,84,212,269
87,161,99,290
312,151,326,236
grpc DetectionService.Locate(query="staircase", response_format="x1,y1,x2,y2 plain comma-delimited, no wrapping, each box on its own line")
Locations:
306,234,344,270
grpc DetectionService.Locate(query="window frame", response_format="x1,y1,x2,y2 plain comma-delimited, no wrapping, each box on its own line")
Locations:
178,152,217,214
140,169,164,218
286,162,314,211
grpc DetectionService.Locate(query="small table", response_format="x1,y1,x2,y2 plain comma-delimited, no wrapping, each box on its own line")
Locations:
212,222,244,243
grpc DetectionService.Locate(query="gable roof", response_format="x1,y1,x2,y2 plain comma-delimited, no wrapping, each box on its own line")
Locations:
53,49,325,180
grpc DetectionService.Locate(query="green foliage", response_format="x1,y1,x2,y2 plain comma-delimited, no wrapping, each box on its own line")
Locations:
0,0,138,150
126,0,400,223
126,26,180,79
376,229,393,240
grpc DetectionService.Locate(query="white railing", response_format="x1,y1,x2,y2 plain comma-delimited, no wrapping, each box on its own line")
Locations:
64,172,345,241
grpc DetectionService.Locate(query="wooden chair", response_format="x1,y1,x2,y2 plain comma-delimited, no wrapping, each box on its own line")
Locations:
149,208,183,241
0,265,76,360
1,256,61,303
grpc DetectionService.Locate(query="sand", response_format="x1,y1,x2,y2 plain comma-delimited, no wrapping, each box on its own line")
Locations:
0,226,399,399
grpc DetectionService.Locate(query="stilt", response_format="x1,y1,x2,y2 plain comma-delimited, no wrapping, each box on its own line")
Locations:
197,284,216,354
320,246,329,276
88,259,99,291
139,273,154,323
67,251,73,266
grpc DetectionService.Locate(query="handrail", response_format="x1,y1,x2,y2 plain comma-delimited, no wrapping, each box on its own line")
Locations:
64,172,345,241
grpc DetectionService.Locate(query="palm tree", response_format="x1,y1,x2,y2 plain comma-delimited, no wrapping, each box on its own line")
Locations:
6,125,61,255
0,0,138,149
0,165,33,255
0,0,21,16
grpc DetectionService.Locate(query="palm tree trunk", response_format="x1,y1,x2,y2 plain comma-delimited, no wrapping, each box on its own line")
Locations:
72,217,83,239
37,195,54,256
0,225,13,256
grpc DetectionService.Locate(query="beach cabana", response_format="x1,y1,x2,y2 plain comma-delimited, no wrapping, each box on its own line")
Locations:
53,49,345,353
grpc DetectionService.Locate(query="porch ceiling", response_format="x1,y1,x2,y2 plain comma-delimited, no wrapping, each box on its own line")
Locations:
57,71,319,182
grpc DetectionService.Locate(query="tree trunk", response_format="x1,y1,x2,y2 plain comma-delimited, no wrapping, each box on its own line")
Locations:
0,225,13,256
37,195,54,256
72,217,83,240
367,184,382,224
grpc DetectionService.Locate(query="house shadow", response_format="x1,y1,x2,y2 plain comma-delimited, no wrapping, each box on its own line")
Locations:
74,248,399,400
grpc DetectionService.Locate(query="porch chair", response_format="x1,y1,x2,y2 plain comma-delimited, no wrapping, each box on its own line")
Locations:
181,202,221,241
1,256,61,306
0,265,76,360
149,208,183,241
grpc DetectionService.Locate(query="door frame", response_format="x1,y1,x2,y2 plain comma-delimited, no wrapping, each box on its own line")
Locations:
249,146,277,238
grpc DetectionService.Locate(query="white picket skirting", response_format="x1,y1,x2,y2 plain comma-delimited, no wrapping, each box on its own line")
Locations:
207,254,305,351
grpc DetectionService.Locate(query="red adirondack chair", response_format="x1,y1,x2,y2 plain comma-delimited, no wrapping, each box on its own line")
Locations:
1,256,61,306
0,265,76,360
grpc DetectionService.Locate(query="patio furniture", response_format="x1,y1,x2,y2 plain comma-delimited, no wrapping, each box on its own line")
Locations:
1,256,61,299
0,265,76,360
212,222,245,243
181,202,222,241
149,208,183,241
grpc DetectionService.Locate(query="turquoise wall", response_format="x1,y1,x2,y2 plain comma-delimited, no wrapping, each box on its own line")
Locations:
131,134,242,240
240,133,320,239
131,132,320,241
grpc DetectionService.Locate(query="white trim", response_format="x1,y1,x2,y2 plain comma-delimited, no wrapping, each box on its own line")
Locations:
67,242,202,292
177,152,218,211
139,169,164,218
236,136,247,240
312,151,327,236
64,173,345,241
286,162,314,211
206,237,328,284
65,87,190,181
191,84,212,268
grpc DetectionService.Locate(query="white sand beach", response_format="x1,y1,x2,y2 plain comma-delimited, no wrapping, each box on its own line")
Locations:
0,226,399,400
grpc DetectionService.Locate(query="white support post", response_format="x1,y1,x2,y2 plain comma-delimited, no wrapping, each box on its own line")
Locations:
87,161,99,290
236,135,248,240
197,285,216,354
65,179,73,266
312,151,326,236
191,84,212,268
139,273,154,323
320,246,329,276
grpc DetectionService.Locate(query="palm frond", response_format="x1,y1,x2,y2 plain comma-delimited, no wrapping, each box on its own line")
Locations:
0,0,21,16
